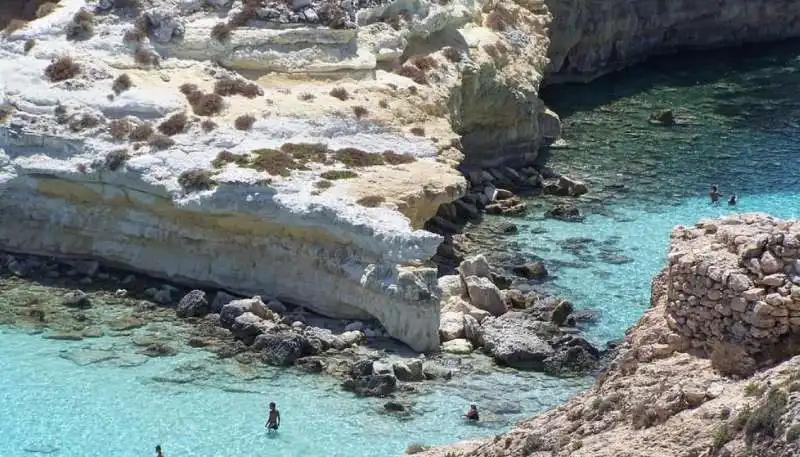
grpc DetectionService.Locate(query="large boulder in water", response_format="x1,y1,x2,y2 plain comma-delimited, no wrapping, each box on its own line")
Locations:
176,289,209,318
480,313,555,370
545,202,584,222
253,332,310,366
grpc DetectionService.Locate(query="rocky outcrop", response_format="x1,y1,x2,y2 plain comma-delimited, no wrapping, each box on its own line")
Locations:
544,0,800,83
414,214,800,457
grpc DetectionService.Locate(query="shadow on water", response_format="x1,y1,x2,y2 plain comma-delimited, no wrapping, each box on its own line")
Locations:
541,38,800,121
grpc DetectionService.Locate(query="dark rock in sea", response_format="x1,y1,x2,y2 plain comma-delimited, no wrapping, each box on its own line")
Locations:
392,359,424,382
512,261,548,279
266,299,287,315
188,337,208,347
421,361,453,380
342,373,397,397
231,312,273,345
545,202,584,222
254,332,310,366
62,290,92,308
544,336,601,376
542,176,588,197
349,359,374,377
210,291,238,313
295,356,324,373
650,108,675,126
28,308,46,322
490,272,513,290
496,222,518,234
599,253,633,265
550,300,573,326
570,308,602,325
176,289,209,318
141,342,177,357
384,401,406,412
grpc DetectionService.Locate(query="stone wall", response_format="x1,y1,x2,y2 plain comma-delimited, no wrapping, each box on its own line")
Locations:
665,213,800,357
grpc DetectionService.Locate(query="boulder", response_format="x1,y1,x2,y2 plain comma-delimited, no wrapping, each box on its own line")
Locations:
372,361,395,376
480,313,556,370
210,291,238,313
542,176,588,197
344,321,364,332
219,297,271,327
254,332,310,366
393,359,424,382
545,202,584,222
439,311,466,341
176,289,209,318
338,330,365,348
550,300,573,326
303,326,339,354
342,373,397,397
438,275,465,300
62,290,92,308
266,299,288,315
231,312,274,345
458,255,492,279
512,262,548,279
544,336,601,376
649,109,675,126
442,338,473,354
295,357,324,373
494,188,515,200
464,276,507,316
463,314,482,346
422,361,453,380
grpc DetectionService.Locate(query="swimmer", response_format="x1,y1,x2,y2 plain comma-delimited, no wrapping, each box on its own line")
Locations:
728,194,737,206
463,404,479,422
709,185,723,205
155,445,165,457
265,402,281,432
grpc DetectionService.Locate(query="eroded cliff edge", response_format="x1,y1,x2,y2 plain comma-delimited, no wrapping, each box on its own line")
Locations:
416,214,800,457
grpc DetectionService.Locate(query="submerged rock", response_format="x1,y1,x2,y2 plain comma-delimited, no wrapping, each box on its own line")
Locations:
62,290,92,309
545,202,584,222
512,261,548,279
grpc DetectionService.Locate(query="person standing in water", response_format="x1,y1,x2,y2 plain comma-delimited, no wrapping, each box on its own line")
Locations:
265,402,281,431
728,194,737,206
709,185,723,205
464,404,479,421
155,445,165,457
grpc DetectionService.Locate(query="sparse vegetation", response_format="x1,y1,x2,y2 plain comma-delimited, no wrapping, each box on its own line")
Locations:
408,55,438,72
178,169,216,192
211,150,249,168
180,83,198,96
112,73,133,95
314,179,333,190
210,22,232,42
711,342,756,378
24,39,36,53
743,382,763,397
398,63,427,85
382,151,415,165
356,195,385,207
123,27,145,44
329,87,349,101
129,122,153,141
787,423,800,442
104,149,130,171
201,119,217,132
320,170,358,180
281,143,329,164
442,46,461,62
485,10,507,31
744,387,788,441
250,148,300,177
334,148,384,167
214,76,263,98
35,2,58,18
158,112,188,136
66,8,94,40
711,424,732,451
229,4,258,27
45,56,81,82
190,92,225,117
352,105,368,119
298,92,315,102
410,127,425,137
149,134,175,150
133,45,160,66
0,104,14,123
108,119,132,140
69,114,101,132
378,100,388,109
234,114,256,130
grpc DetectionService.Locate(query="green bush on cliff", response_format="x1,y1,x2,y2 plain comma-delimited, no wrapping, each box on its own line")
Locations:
178,169,216,192
744,387,788,441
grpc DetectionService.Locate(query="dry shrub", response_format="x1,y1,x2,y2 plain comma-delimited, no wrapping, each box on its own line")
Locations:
149,134,175,150
234,114,256,131
129,122,154,141
180,83,198,96
711,342,756,378
334,148,384,167
408,55,438,72
298,92,315,102
191,93,224,116
442,46,461,63
69,114,101,132
281,143,329,163
45,56,81,82
108,119,132,140
378,100,388,109
314,180,333,190
134,46,159,67
744,387,788,441
352,105,368,119
483,43,499,59
214,76,262,98
318,0,347,29
66,9,94,40
495,41,509,54
398,63,427,85
382,151,415,165
229,5,258,27
356,195,385,208
104,149,131,171
158,112,188,136
123,27,145,44
112,73,133,95
211,150,249,168
320,170,357,180
133,14,150,36
35,2,58,18
178,169,216,192
329,87,349,101
201,119,217,132
485,11,507,31
0,104,14,123
24,39,36,53
410,127,425,137
210,22,232,42
250,148,298,176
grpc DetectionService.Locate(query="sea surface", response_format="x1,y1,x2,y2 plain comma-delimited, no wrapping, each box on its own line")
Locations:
4,41,800,457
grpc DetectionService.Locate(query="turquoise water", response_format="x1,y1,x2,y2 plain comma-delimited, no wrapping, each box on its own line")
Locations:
500,40,800,345
0,327,585,457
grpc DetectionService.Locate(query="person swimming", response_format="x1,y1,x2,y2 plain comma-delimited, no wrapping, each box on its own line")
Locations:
463,404,479,421
265,402,281,432
709,185,723,205
155,445,165,457
728,194,737,206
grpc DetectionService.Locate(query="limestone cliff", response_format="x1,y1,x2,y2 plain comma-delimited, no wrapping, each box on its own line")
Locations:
415,214,800,457
543,0,800,83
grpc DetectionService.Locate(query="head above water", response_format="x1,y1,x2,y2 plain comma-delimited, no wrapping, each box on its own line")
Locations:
470,404,477,410
711,184,718,191
269,402,276,409
155,445,161,453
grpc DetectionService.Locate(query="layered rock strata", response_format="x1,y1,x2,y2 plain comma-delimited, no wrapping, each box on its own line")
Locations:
414,214,800,457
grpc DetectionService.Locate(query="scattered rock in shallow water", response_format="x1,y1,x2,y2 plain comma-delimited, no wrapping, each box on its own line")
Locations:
545,202,584,222
27,308,46,322
59,349,116,366
422,361,453,380
22,444,60,454
393,359,424,382
512,261,548,279
108,316,145,331
141,342,177,357
176,289,209,318
599,253,633,265
649,108,675,126
442,338,473,354
254,332,309,366
384,401,405,412
44,331,84,341
342,373,397,397
295,356,324,373
62,290,92,308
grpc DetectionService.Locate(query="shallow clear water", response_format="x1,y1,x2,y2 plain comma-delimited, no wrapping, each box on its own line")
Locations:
501,40,800,345
0,327,585,457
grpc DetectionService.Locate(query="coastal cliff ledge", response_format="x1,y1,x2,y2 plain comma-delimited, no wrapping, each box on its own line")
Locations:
416,214,800,457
